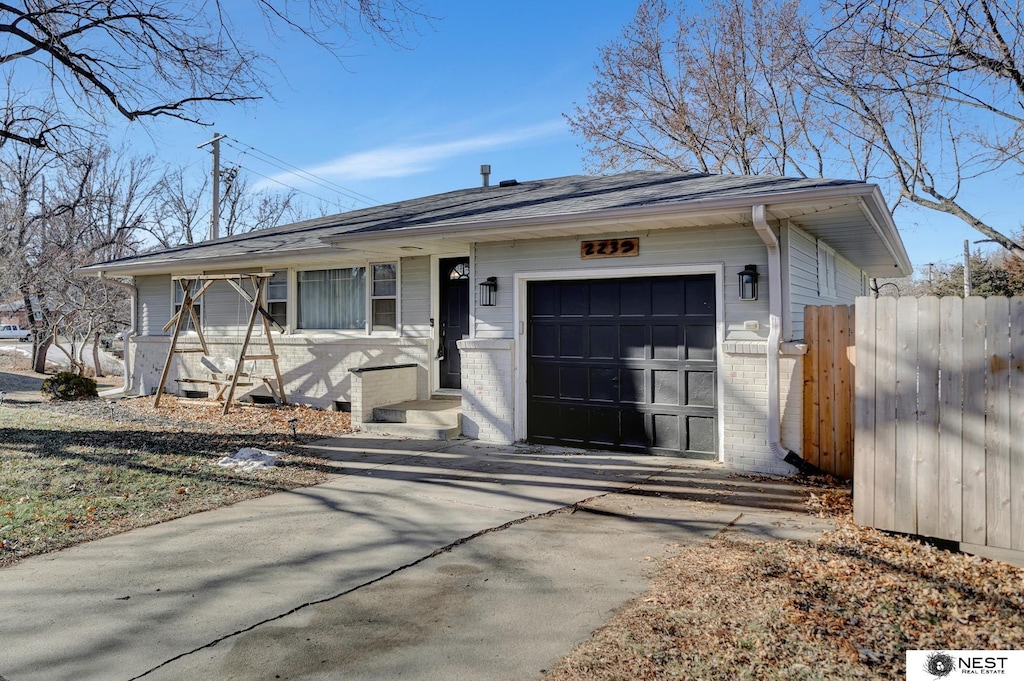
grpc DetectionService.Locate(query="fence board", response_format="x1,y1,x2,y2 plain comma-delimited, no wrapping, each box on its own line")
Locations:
803,306,820,468
1011,299,1024,552
894,297,919,535
938,297,964,542
874,296,899,530
854,298,876,527
986,298,1012,549
835,306,854,479
818,306,837,474
917,296,940,539
961,297,988,546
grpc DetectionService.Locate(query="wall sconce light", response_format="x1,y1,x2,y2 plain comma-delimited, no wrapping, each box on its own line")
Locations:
478,276,498,306
738,265,759,301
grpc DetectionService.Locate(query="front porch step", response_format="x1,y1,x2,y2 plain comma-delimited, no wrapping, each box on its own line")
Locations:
372,399,462,428
359,421,461,440
362,398,462,440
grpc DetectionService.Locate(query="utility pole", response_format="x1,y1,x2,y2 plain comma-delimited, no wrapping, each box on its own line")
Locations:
964,240,973,297
197,132,227,240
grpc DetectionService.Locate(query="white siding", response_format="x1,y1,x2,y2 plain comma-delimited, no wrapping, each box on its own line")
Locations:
786,223,866,340
137,274,172,337
473,225,772,343
400,256,430,339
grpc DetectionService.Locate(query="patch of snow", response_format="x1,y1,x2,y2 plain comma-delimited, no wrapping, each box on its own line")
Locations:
216,447,283,472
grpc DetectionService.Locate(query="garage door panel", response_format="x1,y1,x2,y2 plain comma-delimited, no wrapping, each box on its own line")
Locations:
589,367,618,402
652,414,680,450
560,283,587,316
619,279,650,316
532,325,557,357
685,325,716,360
620,368,645,403
559,325,584,358
589,325,617,358
685,277,716,315
619,325,646,358
651,278,684,315
590,282,619,316
652,324,680,359
687,416,716,454
653,369,680,406
527,275,716,458
686,370,716,407
560,366,586,400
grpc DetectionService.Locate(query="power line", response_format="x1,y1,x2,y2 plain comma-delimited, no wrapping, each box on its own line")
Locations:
221,137,380,208
230,161,357,213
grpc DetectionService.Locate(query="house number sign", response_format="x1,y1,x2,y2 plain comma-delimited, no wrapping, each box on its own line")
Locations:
580,237,639,259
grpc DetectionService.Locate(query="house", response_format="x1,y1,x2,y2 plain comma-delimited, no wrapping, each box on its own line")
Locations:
80,171,911,475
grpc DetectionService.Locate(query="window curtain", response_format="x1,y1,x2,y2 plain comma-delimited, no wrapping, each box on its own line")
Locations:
298,268,366,329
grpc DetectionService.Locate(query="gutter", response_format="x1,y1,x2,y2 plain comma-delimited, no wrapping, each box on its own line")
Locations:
751,205,820,476
95,271,137,397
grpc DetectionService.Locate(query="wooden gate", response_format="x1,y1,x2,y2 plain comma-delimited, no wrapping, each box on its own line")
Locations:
802,305,855,478
854,296,1024,563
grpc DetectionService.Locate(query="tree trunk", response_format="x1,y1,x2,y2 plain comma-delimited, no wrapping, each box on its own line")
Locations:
92,331,104,378
33,335,51,374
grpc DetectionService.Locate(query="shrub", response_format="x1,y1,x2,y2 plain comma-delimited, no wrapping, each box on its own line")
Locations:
41,372,98,401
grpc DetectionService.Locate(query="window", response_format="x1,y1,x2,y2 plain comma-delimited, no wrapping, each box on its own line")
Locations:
817,241,837,298
172,279,202,332
371,263,397,332
266,271,287,328
297,267,366,329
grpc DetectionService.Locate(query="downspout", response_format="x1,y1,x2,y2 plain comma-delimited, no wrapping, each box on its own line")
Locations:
96,271,137,397
751,205,820,475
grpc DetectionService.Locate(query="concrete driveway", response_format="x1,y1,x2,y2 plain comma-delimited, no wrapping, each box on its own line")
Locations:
0,436,832,681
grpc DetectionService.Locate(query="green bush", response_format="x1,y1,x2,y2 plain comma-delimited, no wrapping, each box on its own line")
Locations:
41,372,98,401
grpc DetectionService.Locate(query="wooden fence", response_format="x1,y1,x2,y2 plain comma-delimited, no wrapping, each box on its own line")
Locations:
854,295,1024,560
802,305,855,479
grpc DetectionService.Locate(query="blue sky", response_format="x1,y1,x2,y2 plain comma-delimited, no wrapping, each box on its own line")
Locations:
116,1,1015,273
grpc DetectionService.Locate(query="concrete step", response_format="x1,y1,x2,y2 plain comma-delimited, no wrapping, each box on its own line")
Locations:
372,399,462,428
359,421,461,440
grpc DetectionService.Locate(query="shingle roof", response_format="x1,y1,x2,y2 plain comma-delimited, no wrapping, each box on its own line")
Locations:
83,171,864,272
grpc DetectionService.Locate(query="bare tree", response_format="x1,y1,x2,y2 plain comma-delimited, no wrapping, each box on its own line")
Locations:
567,0,828,177
805,0,1024,256
0,144,153,374
0,1,429,155
569,0,1024,255
149,164,301,246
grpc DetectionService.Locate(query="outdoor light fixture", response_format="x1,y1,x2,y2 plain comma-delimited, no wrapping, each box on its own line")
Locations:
479,276,498,306
288,417,298,439
738,265,759,301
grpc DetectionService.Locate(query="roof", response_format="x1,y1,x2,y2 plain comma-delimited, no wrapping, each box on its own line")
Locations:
81,171,912,277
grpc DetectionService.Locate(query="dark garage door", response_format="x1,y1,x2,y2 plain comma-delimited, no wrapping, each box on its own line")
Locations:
527,275,717,458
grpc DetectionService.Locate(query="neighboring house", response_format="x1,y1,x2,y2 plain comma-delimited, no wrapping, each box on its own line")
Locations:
0,297,37,328
80,171,911,475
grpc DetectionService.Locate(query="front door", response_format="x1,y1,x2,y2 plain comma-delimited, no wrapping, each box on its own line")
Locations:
438,257,470,389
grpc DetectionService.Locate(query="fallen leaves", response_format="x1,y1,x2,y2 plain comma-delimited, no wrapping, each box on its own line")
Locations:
543,486,1024,681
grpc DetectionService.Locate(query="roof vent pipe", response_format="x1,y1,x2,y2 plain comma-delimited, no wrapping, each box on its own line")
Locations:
480,164,491,187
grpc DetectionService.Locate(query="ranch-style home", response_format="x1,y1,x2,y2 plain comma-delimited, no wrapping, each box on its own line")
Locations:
81,170,911,475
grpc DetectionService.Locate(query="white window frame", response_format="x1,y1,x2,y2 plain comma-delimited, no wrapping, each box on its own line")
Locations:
291,261,401,336
369,261,400,335
171,277,203,333
817,240,838,299
264,269,289,332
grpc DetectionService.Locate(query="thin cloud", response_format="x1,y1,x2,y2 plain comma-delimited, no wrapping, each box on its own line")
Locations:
260,121,564,188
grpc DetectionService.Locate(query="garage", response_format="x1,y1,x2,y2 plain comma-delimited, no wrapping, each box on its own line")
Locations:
526,274,717,458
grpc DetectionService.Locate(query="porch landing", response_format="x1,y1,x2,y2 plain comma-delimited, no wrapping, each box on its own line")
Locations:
360,397,462,440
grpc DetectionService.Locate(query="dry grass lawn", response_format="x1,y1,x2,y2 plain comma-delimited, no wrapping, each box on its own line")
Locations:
0,370,350,567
